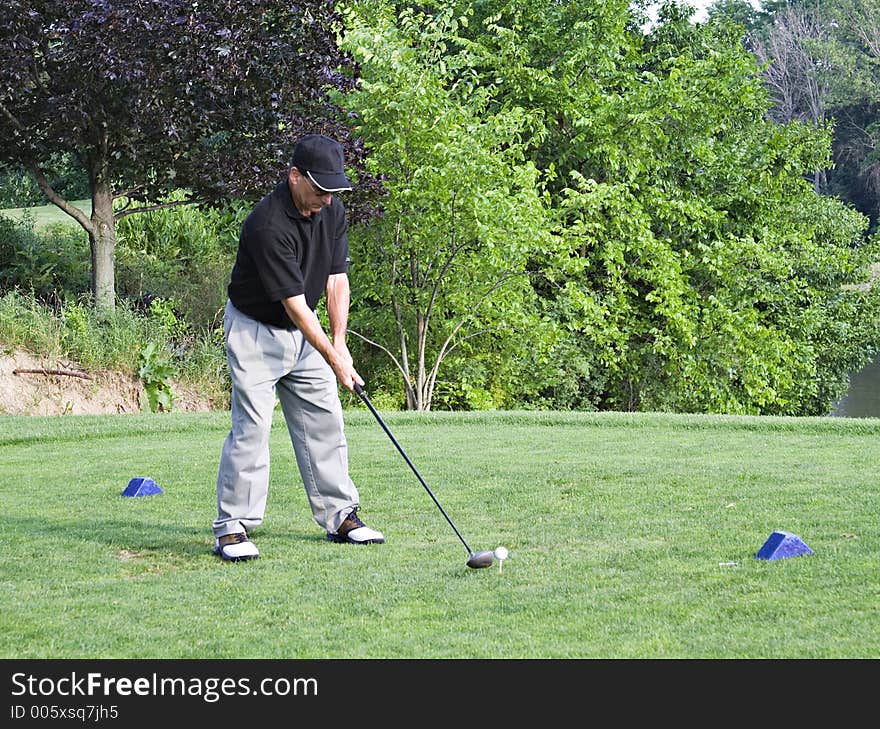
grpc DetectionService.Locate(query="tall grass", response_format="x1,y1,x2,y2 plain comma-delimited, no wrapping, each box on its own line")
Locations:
0,198,240,408
0,289,229,408
0,289,66,355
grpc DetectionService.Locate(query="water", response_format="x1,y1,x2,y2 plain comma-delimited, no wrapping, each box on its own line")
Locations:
830,353,880,418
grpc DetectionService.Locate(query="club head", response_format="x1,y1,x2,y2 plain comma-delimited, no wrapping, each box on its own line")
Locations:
466,550,495,569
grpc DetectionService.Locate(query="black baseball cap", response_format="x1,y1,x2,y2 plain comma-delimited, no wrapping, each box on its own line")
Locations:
291,134,353,192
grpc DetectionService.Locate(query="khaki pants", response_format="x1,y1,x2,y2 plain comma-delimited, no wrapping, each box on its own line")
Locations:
213,300,359,538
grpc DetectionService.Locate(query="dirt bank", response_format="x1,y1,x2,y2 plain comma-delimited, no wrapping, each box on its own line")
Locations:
0,349,215,415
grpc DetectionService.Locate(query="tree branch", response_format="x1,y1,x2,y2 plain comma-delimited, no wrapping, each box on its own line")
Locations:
28,164,95,235
114,197,204,220
425,270,531,406
346,328,409,384
13,368,93,380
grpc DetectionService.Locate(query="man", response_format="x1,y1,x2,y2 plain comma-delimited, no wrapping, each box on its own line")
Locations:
212,133,384,562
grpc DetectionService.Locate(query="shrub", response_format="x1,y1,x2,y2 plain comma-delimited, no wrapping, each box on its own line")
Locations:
138,341,177,412
0,157,88,208
115,198,245,330
0,214,90,299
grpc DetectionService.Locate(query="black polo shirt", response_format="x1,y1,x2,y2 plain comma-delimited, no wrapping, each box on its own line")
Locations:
227,180,351,328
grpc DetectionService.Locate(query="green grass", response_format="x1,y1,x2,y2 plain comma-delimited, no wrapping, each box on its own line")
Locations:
1,409,878,658
1,199,91,228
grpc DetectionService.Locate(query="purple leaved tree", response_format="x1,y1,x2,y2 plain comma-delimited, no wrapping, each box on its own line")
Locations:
0,0,378,311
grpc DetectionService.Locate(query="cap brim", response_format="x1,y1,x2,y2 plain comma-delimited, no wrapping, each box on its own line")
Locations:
307,170,352,193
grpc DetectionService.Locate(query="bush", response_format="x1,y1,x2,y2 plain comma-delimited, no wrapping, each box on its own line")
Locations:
0,214,90,300
0,157,88,208
115,198,245,330
0,289,230,410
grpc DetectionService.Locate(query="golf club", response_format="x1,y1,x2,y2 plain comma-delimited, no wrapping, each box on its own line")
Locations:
353,382,494,569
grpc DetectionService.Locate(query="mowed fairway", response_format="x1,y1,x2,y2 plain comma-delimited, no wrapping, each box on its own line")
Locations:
1,409,878,658
1,199,90,228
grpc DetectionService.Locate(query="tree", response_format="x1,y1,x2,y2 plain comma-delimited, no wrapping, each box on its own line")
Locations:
747,1,835,192
0,1,376,311
336,2,555,410
822,0,880,229
705,0,765,32
730,0,880,227
438,0,880,414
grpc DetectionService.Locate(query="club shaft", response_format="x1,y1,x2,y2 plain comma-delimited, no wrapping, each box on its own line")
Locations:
355,385,473,554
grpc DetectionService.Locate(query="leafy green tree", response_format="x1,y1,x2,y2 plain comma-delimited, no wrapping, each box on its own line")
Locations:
439,0,880,414
722,0,880,227
822,0,880,229
336,2,555,410
747,1,836,195
0,1,375,311
705,0,765,32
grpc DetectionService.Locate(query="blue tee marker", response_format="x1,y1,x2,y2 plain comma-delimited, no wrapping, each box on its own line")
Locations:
755,530,814,560
121,477,163,497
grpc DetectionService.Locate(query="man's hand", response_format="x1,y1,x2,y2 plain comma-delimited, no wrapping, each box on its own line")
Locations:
281,293,363,392
327,347,363,393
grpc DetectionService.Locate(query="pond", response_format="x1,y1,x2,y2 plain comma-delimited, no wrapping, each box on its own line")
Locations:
829,353,880,418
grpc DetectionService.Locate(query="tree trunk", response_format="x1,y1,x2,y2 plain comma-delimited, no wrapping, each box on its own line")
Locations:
415,311,428,411
89,183,116,313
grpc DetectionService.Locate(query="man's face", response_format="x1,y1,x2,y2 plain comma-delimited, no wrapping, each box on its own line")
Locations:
291,168,332,216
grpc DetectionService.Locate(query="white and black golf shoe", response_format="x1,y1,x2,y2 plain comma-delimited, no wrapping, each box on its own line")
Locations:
326,508,385,544
213,532,260,562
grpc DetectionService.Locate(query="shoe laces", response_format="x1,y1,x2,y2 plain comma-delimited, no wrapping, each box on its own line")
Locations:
340,509,365,534
223,532,249,545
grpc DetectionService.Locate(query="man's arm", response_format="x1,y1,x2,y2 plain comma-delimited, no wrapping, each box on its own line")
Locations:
325,271,350,352
281,273,361,392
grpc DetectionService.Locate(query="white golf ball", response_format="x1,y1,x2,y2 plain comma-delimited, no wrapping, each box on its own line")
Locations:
494,546,509,561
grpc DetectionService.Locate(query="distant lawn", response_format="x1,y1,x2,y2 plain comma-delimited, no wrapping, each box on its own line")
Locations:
1,199,91,228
